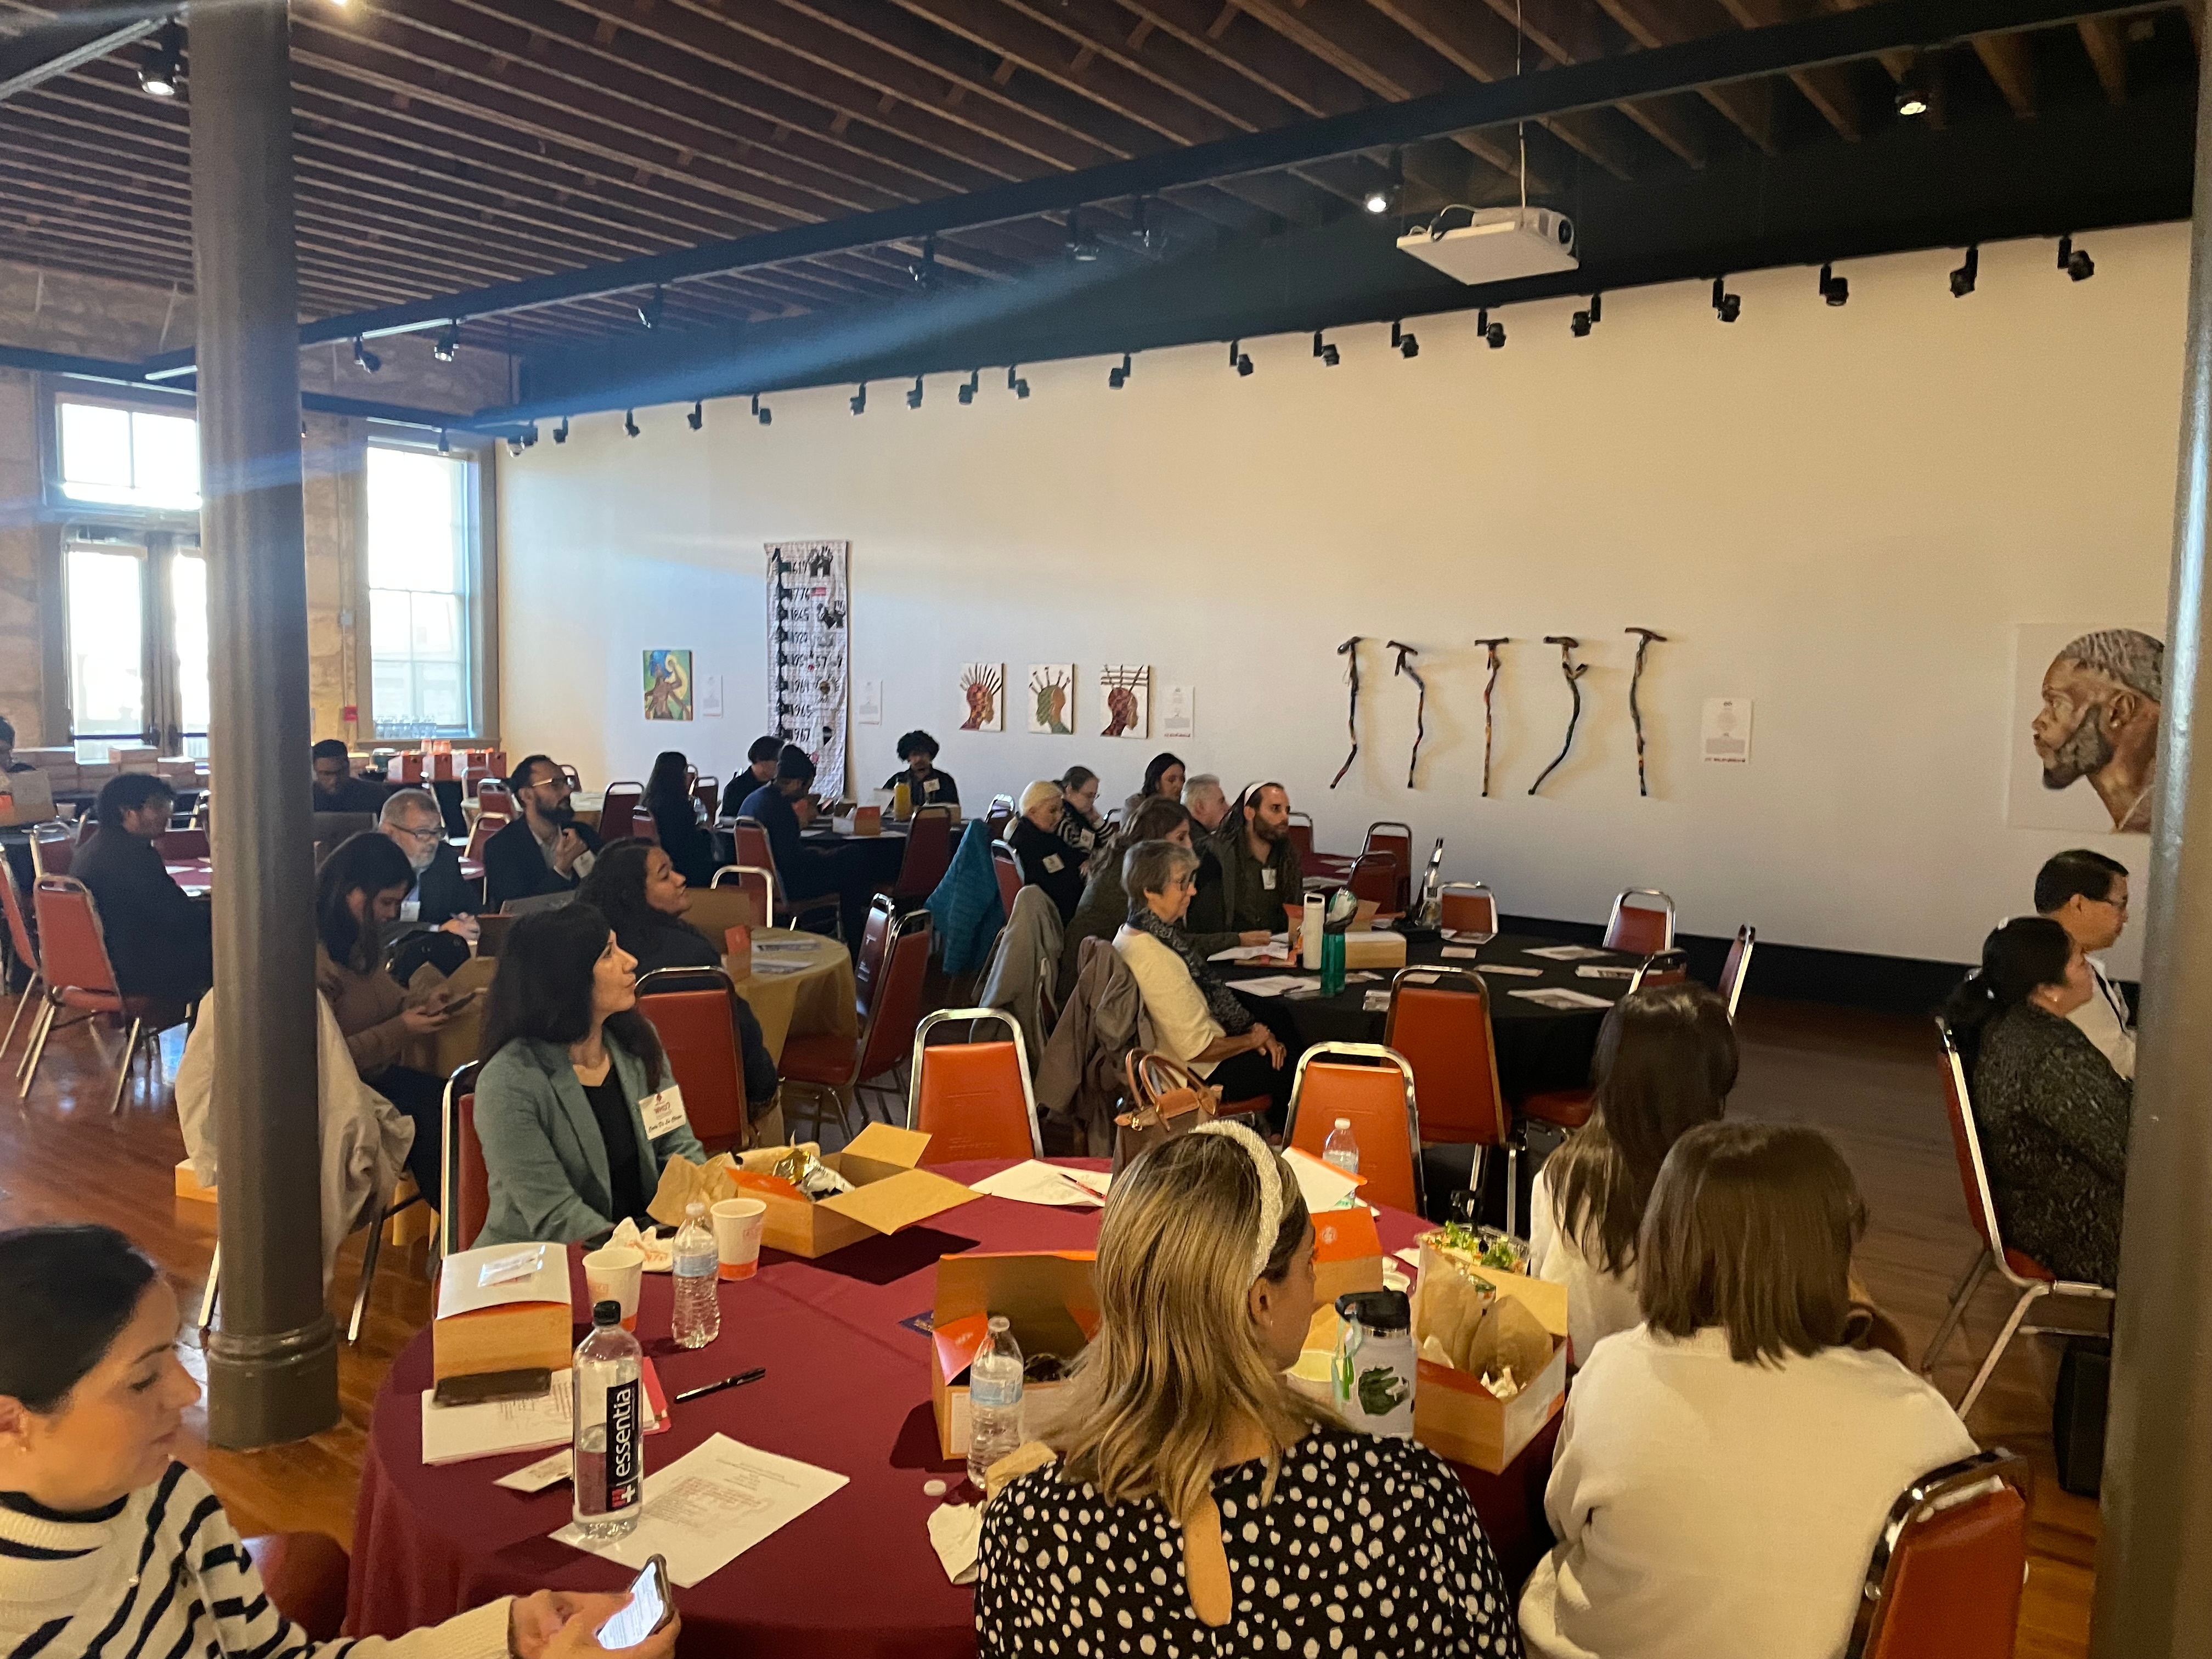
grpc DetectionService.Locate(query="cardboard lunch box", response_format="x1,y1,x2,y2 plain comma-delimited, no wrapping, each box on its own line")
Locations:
731,1122,978,1260
1413,1263,1569,1475
931,1250,1099,1459
0,769,56,828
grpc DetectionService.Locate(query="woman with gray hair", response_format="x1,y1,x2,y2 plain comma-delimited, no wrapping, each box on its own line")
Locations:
1007,778,1087,922
1114,838,1293,1119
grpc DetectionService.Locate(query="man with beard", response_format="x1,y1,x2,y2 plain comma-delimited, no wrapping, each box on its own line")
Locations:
484,754,601,909
378,787,479,938
1212,781,1302,936
2032,629,2163,833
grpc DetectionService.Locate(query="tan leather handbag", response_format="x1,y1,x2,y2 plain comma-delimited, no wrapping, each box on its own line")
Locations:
1112,1050,1221,1174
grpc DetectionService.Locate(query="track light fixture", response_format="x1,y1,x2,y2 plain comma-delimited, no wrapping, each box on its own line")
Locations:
636,286,664,331
850,383,867,415
623,409,639,438
431,321,461,363
1476,309,1504,349
2058,234,2094,281
1108,352,1131,390
1229,339,1252,376
1571,293,1602,337
351,336,381,374
1364,149,1403,216
1712,276,1741,323
507,436,524,457
909,235,939,290
906,375,924,410
751,393,771,426
1312,331,1340,368
1950,244,1979,298
1893,58,1931,117
957,370,979,405
1391,320,1419,358
1007,364,1030,399
138,20,183,98
552,416,569,444
438,430,450,455
1818,264,1848,307
686,400,703,431
1066,207,1102,263
522,422,537,448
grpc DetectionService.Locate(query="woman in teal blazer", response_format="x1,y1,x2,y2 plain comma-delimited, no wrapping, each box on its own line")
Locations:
473,902,706,1247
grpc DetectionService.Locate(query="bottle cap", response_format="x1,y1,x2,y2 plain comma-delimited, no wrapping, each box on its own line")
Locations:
686,1200,706,1217
987,1314,1009,1333
1335,1289,1411,1332
1334,1118,1351,1129
592,1299,622,1326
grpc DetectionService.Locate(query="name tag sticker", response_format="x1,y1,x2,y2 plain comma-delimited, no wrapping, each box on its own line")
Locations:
640,1085,689,1140
923,778,940,797
1262,868,1278,891
399,899,421,922
1042,853,1064,873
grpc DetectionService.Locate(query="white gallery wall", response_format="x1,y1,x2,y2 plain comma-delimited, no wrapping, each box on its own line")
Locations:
498,225,2185,975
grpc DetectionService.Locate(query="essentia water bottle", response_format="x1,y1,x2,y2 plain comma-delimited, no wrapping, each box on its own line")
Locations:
572,1300,644,1541
672,1201,721,1348
966,1314,1025,1490
1323,1118,1361,1177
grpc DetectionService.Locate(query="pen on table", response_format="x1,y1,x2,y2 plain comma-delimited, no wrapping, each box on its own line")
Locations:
674,1368,766,1404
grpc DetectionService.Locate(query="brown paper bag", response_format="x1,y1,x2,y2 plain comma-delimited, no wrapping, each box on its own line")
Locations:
646,1153,741,1227
1418,1264,1498,1373
1460,1294,1553,1385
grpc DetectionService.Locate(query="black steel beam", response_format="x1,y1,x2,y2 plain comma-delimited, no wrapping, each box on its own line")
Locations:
0,341,500,431
132,0,2170,373
0,5,165,103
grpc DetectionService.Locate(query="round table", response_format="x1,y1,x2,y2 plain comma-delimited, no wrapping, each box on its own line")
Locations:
1223,931,1634,1103
723,928,857,1062
798,822,910,892
347,1159,1560,1658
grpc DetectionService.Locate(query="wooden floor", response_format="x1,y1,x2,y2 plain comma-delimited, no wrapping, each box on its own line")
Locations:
0,990,2096,1656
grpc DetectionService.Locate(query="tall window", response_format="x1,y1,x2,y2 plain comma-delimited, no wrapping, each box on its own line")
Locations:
57,400,200,511
60,533,208,755
367,445,475,739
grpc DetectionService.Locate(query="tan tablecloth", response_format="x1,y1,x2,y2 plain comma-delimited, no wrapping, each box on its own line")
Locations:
724,929,856,1060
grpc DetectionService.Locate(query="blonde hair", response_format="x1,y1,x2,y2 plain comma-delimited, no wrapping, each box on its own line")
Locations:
1048,1133,1330,1521
1018,778,1063,816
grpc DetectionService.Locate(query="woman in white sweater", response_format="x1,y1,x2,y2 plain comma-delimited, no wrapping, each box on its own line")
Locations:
0,1224,679,1659
1519,1123,1978,1659
1527,984,1737,1364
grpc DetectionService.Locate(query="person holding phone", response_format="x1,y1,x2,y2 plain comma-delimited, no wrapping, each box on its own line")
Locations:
0,1222,681,1659
314,832,459,1207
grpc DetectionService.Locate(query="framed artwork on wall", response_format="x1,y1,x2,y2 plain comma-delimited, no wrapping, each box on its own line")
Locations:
959,663,1005,731
2007,622,2163,834
1100,664,1150,738
1028,664,1076,733
643,649,693,720
1160,683,1194,740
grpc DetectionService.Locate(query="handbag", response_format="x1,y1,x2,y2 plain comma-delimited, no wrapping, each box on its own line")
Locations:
1113,1050,1221,1174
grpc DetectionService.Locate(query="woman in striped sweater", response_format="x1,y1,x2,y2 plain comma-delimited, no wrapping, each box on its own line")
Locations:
0,1226,679,1659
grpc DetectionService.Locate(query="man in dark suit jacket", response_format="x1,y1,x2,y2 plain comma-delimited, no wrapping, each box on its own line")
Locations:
311,738,390,815
484,754,602,911
72,775,211,1005
377,787,479,934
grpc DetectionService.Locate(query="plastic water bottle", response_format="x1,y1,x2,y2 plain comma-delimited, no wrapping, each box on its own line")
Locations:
672,1201,721,1349
572,1300,644,1541
967,1314,1025,1490
1324,1118,1361,1177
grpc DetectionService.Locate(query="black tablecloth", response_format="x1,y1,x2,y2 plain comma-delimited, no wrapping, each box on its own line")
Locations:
1222,931,1638,1102
801,825,911,891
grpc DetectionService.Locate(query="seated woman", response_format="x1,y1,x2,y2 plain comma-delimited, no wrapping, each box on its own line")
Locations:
643,749,716,888
0,1223,675,1659
1120,750,1184,822
1057,797,1267,1001
313,832,459,1208
1520,1121,1977,1659
977,1125,1519,1656
1054,764,1107,865
1114,839,1291,1118
578,841,778,1120
1529,983,1739,1363
1943,916,2130,1286
473,903,706,1247
1006,780,1086,923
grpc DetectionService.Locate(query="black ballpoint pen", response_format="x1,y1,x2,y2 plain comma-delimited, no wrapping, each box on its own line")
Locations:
674,1368,766,1403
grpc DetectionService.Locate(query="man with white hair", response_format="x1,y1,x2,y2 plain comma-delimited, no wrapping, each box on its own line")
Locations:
379,786,479,940
2032,628,2163,833
1181,774,1230,835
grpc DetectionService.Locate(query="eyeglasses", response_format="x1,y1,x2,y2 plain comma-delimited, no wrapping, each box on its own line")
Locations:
391,822,443,841
2096,893,2130,913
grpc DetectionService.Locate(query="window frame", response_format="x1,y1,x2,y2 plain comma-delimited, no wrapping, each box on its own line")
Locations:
361,432,496,746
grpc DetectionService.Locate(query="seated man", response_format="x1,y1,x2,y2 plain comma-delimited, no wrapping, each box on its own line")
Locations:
379,786,479,938
483,754,602,910
72,774,211,1004
725,735,782,816
1211,781,1302,937
309,737,388,814
2035,848,2137,1079
0,712,34,774
1180,774,1232,936
739,746,845,920
885,729,957,808
1181,773,1230,836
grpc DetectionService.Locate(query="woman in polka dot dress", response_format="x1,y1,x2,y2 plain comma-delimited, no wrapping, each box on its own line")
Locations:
974,1124,1522,1658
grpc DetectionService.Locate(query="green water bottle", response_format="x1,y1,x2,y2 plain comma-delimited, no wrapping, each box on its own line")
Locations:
1321,928,1347,996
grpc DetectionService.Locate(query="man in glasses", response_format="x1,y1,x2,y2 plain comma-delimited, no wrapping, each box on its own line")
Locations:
2034,848,2135,1079
378,787,478,941
484,754,601,910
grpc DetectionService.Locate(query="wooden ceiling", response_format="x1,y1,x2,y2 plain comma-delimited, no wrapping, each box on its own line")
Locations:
0,0,2190,364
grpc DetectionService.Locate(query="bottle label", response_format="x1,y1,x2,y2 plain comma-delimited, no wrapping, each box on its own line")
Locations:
605,1378,642,1511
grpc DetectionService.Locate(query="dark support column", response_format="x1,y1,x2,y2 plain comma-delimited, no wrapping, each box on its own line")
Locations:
190,0,336,1447
2089,32,2212,1658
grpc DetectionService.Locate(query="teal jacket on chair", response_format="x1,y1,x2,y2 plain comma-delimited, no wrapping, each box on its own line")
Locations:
473,1034,708,1247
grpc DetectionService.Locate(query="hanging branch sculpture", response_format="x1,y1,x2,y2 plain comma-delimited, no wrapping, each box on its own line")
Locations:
1528,635,1589,795
1624,627,1668,798
1330,636,1364,788
1474,637,1509,796
1387,641,1427,788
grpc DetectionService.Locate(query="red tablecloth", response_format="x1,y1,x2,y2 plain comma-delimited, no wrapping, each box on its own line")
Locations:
347,1159,1558,1657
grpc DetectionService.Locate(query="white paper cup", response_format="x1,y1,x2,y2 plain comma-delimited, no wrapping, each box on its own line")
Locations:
710,1198,768,1281
582,1245,644,1330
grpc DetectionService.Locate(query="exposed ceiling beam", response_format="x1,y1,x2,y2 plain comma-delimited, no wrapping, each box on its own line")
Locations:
0,3,161,103
133,0,2174,372
2077,13,2128,99
1974,27,2040,112
0,340,498,431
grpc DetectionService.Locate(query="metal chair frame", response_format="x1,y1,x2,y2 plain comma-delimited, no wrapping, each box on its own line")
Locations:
1628,947,1689,994
1921,1022,2115,1417
1718,923,1758,1018
1603,888,1677,952
0,859,42,1068
598,781,645,844
439,1062,483,1259
1848,1449,2032,1659
1284,1041,1425,1216
1384,968,1513,1230
635,965,756,1154
1360,821,1415,911
26,825,73,881
782,910,932,1141
708,864,777,929
1437,881,1499,940
200,1175,425,1346
732,817,843,938
22,875,185,1111
905,1006,1043,1157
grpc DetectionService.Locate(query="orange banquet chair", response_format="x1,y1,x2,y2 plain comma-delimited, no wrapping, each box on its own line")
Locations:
1,857,44,1071
1346,853,1399,913
905,1007,1041,1165
781,910,933,1139
1850,1451,2032,1659
1718,923,1758,1018
598,781,644,845
1283,1043,1423,1216
22,876,191,1112
27,823,73,879
1285,811,1317,862
1920,1021,2114,1417
1438,882,1499,938
1383,968,1517,1229
710,864,776,930
1602,888,1675,953
636,967,754,1155
243,1533,353,1643
884,806,955,909
463,812,503,864
474,779,515,824
629,808,661,845
1359,821,1414,913
990,839,1024,918
439,1064,490,1256
693,776,720,820
732,817,843,937
852,893,898,1012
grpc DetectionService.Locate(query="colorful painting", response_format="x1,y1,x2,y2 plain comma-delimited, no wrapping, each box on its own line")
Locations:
1028,664,1076,734
1100,664,1150,739
959,663,1005,731
2008,623,2163,834
643,649,693,721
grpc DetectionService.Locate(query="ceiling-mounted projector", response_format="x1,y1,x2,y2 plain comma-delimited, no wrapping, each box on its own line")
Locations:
1395,207,1577,286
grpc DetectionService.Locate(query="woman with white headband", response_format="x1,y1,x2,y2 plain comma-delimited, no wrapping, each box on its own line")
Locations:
974,1124,1521,1657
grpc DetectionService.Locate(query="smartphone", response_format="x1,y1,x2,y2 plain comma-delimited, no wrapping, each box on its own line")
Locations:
595,1555,673,1649
430,986,481,1016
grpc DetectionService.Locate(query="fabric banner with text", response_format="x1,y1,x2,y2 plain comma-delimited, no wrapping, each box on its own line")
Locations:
766,540,850,799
